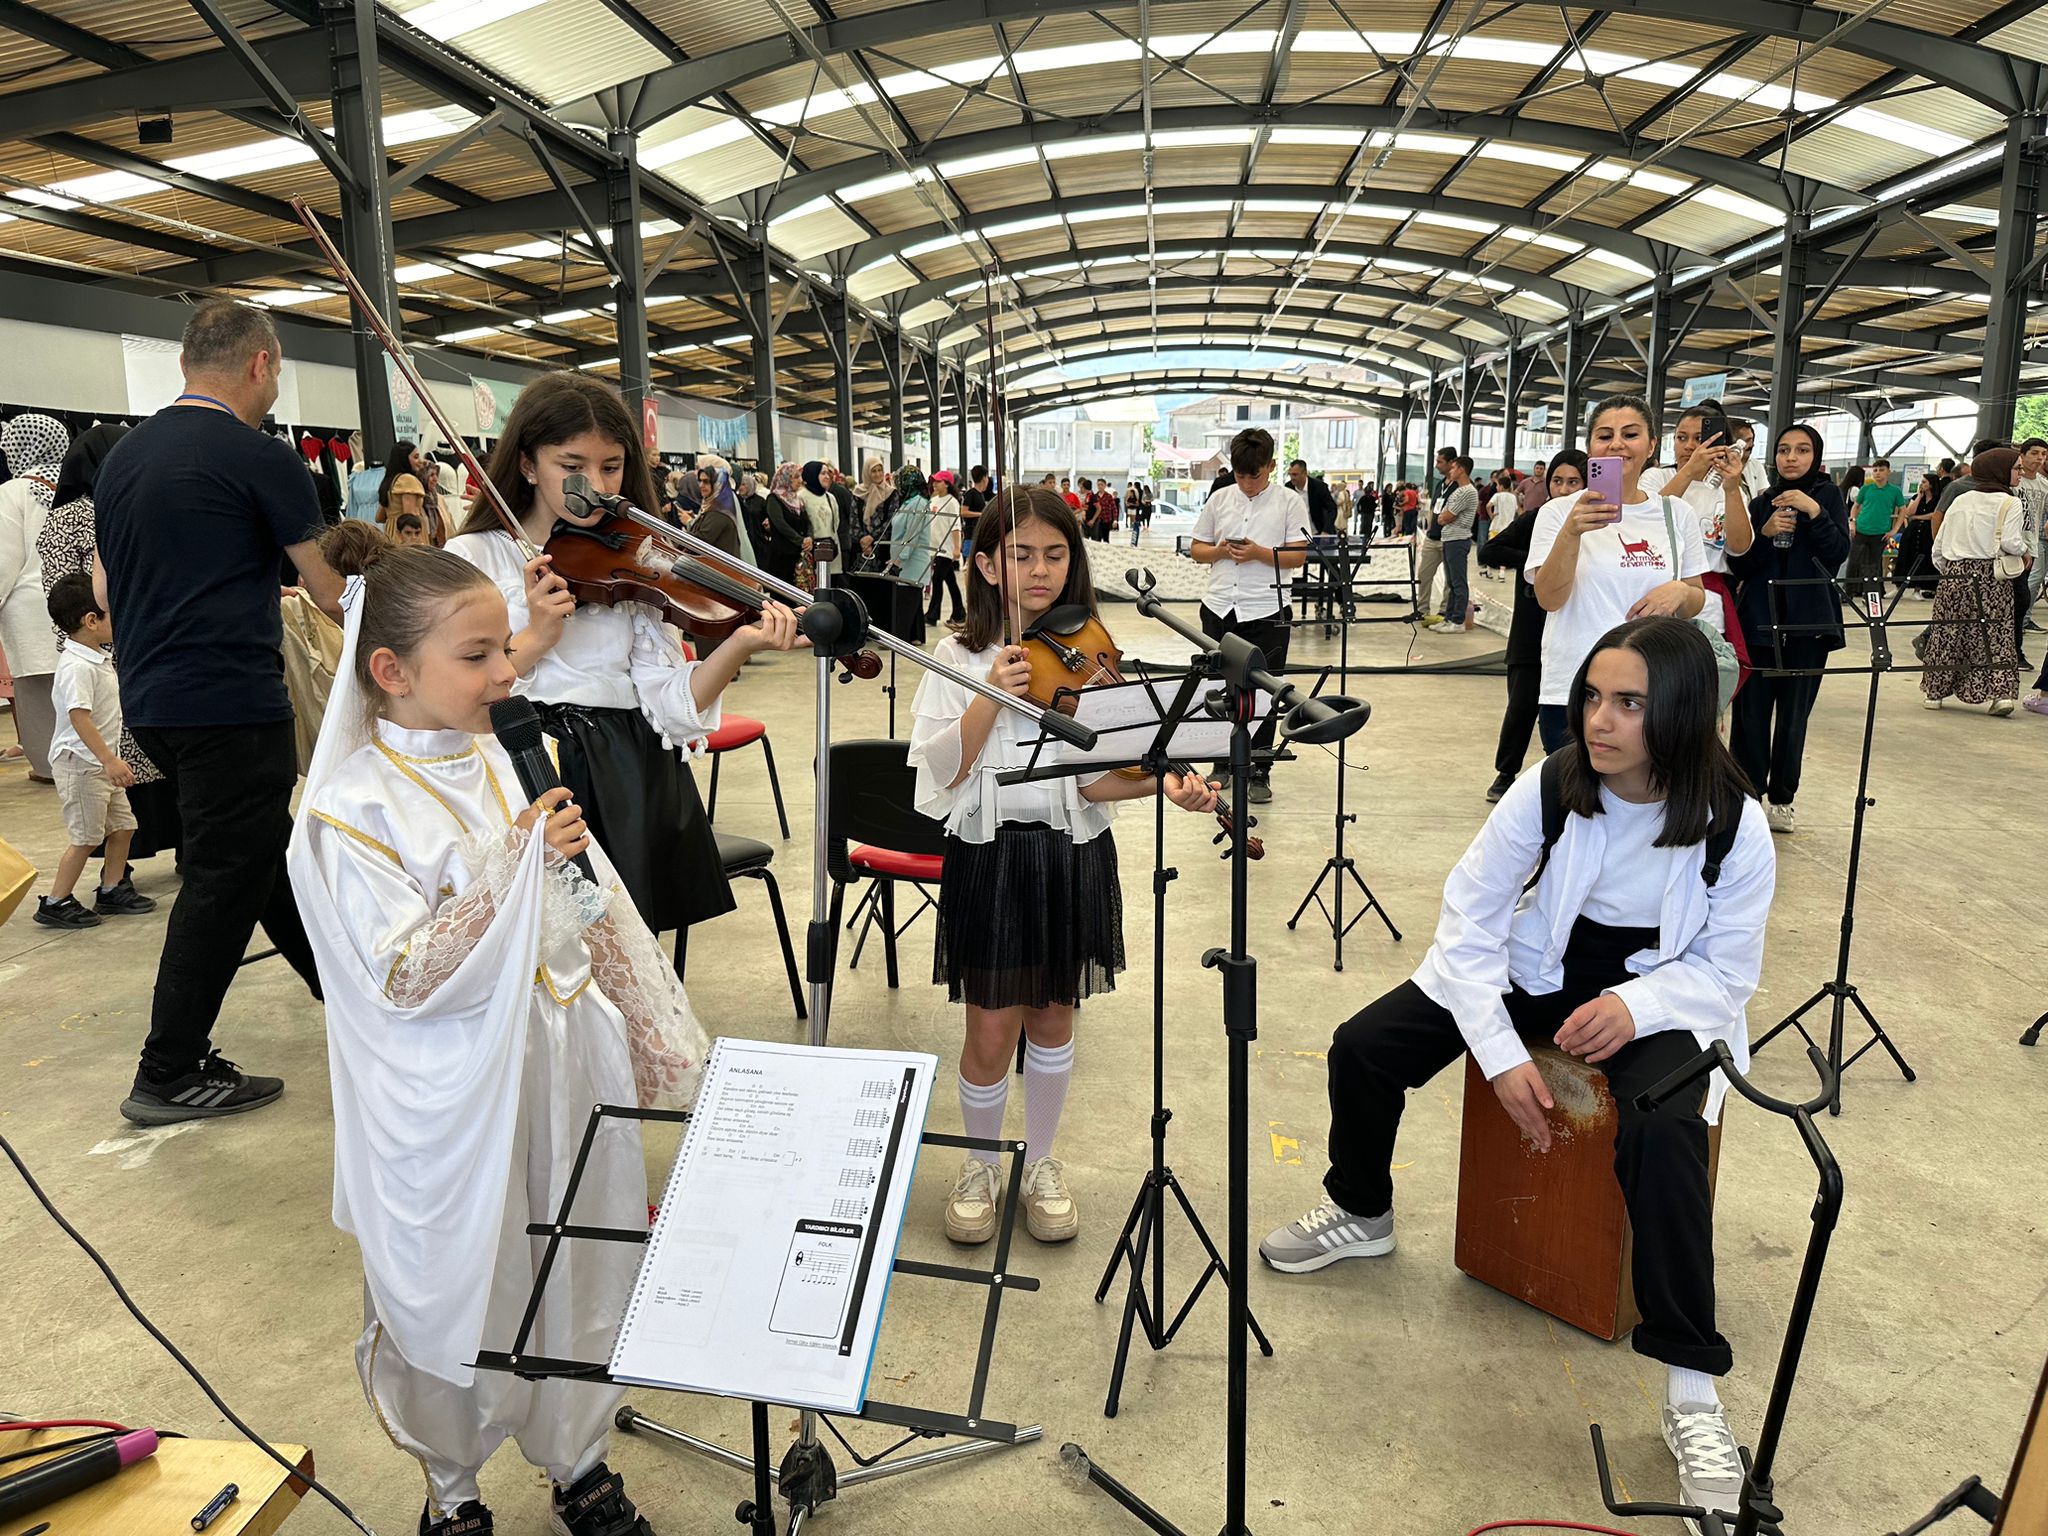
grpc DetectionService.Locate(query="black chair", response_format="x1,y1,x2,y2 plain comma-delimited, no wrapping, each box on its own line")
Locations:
825,739,948,991
674,831,806,1020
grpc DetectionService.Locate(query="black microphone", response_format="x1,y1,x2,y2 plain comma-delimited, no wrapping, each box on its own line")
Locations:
560,472,619,518
488,696,595,881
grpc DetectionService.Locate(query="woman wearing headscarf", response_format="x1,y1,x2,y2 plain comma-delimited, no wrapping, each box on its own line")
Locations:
798,461,837,568
1922,445,2027,716
34,423,178,853
0,411,71,777
857,458,895,548
688,457,744,560
1725,423,1851,833
887,465,937,594
758,462,812,589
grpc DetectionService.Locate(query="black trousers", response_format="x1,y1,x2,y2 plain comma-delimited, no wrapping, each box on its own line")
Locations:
2013,573,2032,662
1323,922,1730,1374
1200,605,1292,773
131,720,320,1078
1494,662,1540,777
1846,531,1889,585
925,556,963,623
1730,639,1827,806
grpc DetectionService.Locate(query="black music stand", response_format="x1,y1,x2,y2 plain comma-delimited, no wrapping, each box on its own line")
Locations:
996,655,1278,1417
473,1104,1041,1535
1745,572,1917,1112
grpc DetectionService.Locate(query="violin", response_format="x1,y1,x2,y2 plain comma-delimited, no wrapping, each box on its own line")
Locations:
1019,606,1263,859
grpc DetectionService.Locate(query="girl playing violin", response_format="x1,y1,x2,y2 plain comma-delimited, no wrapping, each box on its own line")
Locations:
908,486,1217,1246
447,373,804,944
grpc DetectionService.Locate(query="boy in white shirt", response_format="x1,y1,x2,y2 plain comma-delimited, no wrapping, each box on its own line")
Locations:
1190,427,1312,803
34,573,156,929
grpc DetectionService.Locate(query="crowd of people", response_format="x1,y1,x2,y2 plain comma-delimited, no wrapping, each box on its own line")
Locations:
0,295,2039,1536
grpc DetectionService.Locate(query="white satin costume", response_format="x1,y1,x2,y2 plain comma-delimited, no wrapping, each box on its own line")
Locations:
287,578,708,1516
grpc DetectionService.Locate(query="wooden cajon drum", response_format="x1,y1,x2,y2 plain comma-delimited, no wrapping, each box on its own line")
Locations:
1454,1045,1721,1341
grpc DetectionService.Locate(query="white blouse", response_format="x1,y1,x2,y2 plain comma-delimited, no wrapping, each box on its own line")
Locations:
1933,489,2028,574
1411,763,1775,1122
908,633,1113,845
448,529,720,753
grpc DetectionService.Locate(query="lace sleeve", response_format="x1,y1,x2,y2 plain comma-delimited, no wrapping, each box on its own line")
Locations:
384,827,530,1008
587,889,710,1111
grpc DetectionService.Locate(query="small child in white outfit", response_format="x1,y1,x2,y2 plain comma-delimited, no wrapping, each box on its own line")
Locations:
34,573,156,929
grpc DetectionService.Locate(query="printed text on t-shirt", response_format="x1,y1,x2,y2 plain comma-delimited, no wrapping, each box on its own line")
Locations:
1617,536,1666,570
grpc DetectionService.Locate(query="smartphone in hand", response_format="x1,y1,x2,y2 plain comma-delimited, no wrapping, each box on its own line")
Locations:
1586,456,1624,517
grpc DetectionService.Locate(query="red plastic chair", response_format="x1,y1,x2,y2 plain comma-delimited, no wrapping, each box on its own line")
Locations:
704,714,789,840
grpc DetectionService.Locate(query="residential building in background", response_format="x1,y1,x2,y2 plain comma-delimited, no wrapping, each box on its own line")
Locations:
1016,399,1156,487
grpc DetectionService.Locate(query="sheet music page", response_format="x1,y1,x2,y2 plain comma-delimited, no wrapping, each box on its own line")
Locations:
1043,677,1277,766
609,1038,936,1412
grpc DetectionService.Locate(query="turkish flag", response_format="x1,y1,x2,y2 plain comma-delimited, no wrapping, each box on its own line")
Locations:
642,396,659,453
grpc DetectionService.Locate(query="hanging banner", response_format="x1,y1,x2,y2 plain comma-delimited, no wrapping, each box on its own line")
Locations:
643,396,660,453
1681,372,1728,408
385,353,421,442
470,375,523,437
1527,404,1550,430
698,412,750,456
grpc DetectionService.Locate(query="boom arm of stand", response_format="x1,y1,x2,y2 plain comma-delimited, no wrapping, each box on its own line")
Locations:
1637,1041,1837,1121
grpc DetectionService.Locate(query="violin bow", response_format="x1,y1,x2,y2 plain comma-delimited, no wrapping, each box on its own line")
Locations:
287,197,540,562
982,261,1021,651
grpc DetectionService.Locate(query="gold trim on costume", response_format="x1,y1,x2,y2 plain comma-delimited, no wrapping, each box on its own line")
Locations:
536,963,592,1005
479,755,513,826
383,940,412,997
309,810,403,866
375,741,470,833
375,737,478,766
364,1323,438,1504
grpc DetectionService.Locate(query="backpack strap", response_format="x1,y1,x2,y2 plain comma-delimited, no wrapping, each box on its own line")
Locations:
1524,749,1572,893
1701,794,1744,889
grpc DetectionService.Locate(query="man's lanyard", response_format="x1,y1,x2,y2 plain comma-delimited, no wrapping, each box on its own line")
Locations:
173,393,236,415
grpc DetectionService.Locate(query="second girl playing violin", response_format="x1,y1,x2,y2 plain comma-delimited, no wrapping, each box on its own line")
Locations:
448,374,805,943
908,486,1218,1246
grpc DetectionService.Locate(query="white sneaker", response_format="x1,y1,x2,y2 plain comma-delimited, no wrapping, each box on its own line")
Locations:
1764,802,1794,834
944,1156,1001,1245
1922,696,1944,710
1663,1401,1744,1535
1019,1156,1078,1242
1988,698,2015,717
1259,1197,1395,1272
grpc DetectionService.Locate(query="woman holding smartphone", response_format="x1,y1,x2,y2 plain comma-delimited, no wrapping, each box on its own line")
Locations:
1526,394,1708,751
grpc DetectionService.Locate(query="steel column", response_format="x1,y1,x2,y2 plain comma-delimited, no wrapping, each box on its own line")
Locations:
1645,272,1675,428
608,128,649,417
824,295,856,471
885,329,907,469
326,0,399,458
1854,401,1880,462
956,368,971,476
1769,213,1812,451
1562,319,1588,448
925,353,944,472
749,224,776,473
1975,110,2047,443
1500,342,1522,474
1396,398,1413,482
1456,355,1475,459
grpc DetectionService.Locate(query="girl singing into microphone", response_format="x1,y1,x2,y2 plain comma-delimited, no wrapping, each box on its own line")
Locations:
907,486,1218,1246
290,532,704,1536
448,374,803,944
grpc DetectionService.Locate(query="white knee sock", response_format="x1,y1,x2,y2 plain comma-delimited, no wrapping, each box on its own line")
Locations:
958,1071,1009,1166
1022,1038,1074,1164
1667,1364,1721,1411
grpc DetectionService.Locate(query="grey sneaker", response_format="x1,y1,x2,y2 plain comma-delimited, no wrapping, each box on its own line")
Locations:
943,1155,1001,1245
1259,1197,1394,1273
1663,1401,1743,1534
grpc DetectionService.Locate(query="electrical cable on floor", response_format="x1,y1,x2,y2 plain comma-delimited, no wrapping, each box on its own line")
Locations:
0,1131,380,1536
1466,1521,1644,1535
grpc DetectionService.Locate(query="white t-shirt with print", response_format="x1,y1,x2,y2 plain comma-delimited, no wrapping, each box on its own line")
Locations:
1525,493,1709,704
1641,465,1735,574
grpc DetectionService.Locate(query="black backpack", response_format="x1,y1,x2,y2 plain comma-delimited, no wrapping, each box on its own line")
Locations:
1526,749,1741,894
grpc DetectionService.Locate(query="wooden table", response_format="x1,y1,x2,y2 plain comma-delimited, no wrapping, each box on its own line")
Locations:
1,1428,311,1536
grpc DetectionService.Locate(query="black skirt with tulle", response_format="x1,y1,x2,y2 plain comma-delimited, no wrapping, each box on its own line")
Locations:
535,701,734,933
935,823,1123,1009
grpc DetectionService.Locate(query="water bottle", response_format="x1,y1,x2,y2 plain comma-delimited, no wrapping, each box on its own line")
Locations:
1773,526,1795,550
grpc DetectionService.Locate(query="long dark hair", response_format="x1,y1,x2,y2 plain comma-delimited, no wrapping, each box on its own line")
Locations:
959,486,1093,650
1554,616,1753,846
459,374,659,536
377,440,418,508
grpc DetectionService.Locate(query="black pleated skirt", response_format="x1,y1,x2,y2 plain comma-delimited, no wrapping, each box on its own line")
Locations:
934,824,1123,1009
535,701,734,932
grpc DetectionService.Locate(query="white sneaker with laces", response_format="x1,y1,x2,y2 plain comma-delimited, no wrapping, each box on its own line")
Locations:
1764,802,1794,834
1019,1155,1078,1242
944,1156,1001,1245
1259,1197,1395,1272
1663,1401,1744,1535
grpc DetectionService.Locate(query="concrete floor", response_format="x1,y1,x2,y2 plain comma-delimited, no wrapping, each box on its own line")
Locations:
3,591,2044,1536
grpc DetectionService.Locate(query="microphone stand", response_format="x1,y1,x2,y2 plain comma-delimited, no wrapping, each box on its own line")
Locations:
568,490,1095,1529
1064,570,1369,1536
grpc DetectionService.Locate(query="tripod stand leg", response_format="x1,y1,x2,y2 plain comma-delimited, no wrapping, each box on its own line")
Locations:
1163,1176,1272,1357
1847,986,1916,1082
1103,1194,1162,1418
2023,1012,2047,1046
1095,1177,1153,1304
1755,987,1829,1054
1284,860,1336,931
1346,865,1402,942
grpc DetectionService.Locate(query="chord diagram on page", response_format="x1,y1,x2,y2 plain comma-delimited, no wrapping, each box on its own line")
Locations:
851,1107,890,1130
860,1078,896,1101
845,1137,882,1159
837,1166,876,1189
830,1197,869,1221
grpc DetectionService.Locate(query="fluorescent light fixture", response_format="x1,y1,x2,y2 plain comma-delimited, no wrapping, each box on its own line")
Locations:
458,251,518,268
658,342,701,356
542,307,593,323
439,325,500,342
709,333,750,346
248,288,328,307
394,262,450,283
582,357,619,370
404,0,548,42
